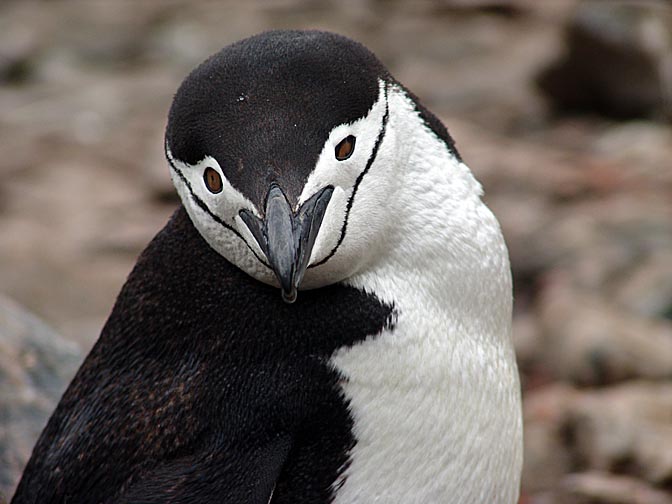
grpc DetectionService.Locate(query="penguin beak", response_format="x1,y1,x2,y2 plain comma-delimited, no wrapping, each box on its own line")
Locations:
239,184,334,304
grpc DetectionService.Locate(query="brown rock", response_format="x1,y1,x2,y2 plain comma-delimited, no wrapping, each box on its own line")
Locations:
537,274,672,385
522,384,578,495
537,0,672,119
569,382,672,484
560,472,672,504
523,383,672,500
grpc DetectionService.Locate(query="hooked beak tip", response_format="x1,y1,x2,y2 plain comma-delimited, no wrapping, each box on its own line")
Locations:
281,287,298,304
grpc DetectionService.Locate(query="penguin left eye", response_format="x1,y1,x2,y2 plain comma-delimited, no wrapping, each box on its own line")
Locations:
203,167,223,193
335,135,356,161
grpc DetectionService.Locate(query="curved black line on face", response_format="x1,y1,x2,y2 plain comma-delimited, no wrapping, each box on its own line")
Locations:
309,85,389,269
166,155,272,270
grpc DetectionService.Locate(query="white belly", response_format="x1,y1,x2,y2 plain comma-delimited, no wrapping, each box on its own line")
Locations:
329,315,522,504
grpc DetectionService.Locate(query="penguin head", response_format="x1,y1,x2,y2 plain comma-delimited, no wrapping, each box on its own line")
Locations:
165,30,460,302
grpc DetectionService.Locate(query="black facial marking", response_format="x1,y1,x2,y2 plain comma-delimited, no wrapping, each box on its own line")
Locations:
166,152,271,269
13,207,396,503
166,30,390,210
310,85,390,268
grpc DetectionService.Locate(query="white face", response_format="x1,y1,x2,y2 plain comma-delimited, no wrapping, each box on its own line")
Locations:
166,81,399,292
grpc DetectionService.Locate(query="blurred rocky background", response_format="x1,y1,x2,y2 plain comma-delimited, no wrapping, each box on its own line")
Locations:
1,0,671,501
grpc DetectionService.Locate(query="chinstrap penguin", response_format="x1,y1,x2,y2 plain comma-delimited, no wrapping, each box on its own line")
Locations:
12,30,522,503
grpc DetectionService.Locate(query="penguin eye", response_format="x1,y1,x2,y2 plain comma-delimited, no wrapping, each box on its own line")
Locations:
203,167,223,193
335,135,356,161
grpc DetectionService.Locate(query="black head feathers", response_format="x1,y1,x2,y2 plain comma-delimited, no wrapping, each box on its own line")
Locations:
165,30,390,208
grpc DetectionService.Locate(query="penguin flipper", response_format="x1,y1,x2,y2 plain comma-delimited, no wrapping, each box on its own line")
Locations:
116,435,292,503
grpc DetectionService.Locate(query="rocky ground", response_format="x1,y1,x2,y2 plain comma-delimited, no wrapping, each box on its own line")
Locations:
1,0,671,501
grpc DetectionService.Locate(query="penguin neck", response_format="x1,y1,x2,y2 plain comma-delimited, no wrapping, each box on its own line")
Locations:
349,90,514,352
343,109,519,392
334,98,522,502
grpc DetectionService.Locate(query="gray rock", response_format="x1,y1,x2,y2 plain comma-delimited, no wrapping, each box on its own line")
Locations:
537,0,672,119
0,295,82,498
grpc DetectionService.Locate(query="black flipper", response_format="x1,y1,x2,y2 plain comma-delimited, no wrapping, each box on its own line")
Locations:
117,435,292,504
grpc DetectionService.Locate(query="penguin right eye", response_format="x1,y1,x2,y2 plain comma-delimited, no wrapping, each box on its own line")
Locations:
204,167,223,193
335,135,356,161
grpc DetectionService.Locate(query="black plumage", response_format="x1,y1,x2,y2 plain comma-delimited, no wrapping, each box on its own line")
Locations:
12,208,394,503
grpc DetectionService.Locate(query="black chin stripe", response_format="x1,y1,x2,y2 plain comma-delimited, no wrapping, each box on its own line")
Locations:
166,156,271,269
310,84,390,268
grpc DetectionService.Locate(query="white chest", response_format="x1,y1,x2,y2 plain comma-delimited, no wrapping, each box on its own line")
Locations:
329,272,522,504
